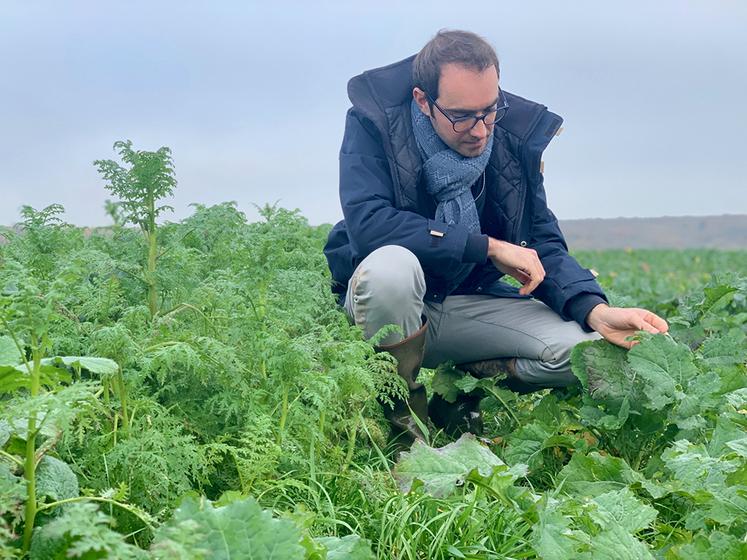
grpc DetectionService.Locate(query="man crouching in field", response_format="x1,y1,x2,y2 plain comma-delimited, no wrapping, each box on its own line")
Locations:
324,29,668,444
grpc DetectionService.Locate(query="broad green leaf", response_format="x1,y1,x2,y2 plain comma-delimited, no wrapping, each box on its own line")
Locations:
533,496,655,560
0,365,29,394
558,452,635,496
531,505,580,560
0,336,22,366
571,340,634,411
725,437,747,458
670,530,747,559
0,462,25,507
628,334,698,410
151,496,305,560
393,433,505,497
701,284,738,316
724,388,747,409
558,452,664,498
317,535,375,560
532,393,563,425
503,421,553,470
0,420,10,447
662,440,739,492
589,488,657,533
707,414,746,456
453,373,480,393
672,371,721,429
581,525,655,559
716,365,747,394
38,365,73,387
431,365,463,403
698,329,747,367
579,400,630,431
0,363,74,393
42,356,119,376
662,439,747,528
36,455,79,503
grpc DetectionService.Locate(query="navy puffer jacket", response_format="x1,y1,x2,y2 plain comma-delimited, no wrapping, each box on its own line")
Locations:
323,55,607,328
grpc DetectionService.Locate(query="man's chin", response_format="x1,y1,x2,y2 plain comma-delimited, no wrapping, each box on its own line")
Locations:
459,140,486,157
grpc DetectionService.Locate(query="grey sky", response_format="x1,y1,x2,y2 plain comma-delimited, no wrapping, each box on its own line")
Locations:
1,0,745,227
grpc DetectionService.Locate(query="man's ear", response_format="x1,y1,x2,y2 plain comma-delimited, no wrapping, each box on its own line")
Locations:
412,87,431,116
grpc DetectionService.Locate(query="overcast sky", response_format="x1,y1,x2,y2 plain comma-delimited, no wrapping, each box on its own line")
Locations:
1,1,745,227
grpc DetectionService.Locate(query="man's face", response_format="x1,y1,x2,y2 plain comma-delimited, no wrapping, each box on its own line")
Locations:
413,63,500,158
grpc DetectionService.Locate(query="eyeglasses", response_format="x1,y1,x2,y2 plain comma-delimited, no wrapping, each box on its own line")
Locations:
425,90,509,133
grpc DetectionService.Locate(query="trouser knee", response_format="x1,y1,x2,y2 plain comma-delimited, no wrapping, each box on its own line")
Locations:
515,329,602,388
345,245,426,344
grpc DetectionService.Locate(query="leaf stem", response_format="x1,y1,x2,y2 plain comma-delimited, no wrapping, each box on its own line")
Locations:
0,449,23,468
37,496,154,529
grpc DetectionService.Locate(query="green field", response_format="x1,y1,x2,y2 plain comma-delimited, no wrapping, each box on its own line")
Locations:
1,144,746,559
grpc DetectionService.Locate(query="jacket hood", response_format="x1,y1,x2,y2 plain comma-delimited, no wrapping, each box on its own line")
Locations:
347,55,562,146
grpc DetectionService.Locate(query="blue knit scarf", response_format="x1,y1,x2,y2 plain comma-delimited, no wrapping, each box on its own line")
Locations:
411,98,494,233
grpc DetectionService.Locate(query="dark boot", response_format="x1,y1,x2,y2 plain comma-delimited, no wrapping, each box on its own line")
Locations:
374,320,429,445
428,392,484,437
429,357,537,439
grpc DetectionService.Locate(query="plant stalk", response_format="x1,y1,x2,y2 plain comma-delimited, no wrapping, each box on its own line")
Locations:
277,387,289,444
146,190,158,319
22,339,42,552
116,364,130,434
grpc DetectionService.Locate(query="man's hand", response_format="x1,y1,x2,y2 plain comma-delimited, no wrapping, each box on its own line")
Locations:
586,304,669,349
487,238,545,296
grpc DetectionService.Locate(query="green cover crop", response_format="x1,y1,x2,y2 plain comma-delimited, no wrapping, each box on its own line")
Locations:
0,141,745,558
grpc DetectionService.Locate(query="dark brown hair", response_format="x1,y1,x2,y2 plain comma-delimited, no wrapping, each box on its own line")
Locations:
413,29,500,102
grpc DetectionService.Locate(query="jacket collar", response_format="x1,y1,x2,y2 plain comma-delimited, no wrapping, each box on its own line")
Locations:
346,55,558,144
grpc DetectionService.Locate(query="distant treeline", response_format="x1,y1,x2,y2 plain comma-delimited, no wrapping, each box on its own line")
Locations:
560,215,747,250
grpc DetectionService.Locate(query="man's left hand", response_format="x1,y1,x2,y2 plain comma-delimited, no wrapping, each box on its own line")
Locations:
586,304,669,349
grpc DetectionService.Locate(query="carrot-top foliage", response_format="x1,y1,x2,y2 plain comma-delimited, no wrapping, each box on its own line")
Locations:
1,140,745,559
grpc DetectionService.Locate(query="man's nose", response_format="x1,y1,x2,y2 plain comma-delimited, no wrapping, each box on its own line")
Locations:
469,118,489,139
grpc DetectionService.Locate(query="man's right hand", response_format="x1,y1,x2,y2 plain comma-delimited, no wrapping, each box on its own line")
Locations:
487,238,546,295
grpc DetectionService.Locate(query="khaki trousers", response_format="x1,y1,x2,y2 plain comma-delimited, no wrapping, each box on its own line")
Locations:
344,245,601,389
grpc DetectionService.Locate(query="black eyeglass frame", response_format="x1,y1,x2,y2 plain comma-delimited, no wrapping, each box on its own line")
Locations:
425,90,509,133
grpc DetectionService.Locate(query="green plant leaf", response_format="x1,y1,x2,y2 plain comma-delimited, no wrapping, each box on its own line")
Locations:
672,371,722,429
533,496,656,560
531,504,581,560
393,433,506,497
0,336,22,366
698,329,747,367
37,365,73,387
41,356,119,376
151,495,305,560
670,530,747,559
582,524,655,559
661,439,747,528
317,535,375,560
502,421,554,470
588,488,658,533
558,452,665,499
725,437,747,458
724,388,747,409
36,455,79,504
431,364,463,403
0,365,29,394
628,334,699,410
453,374,480,393
707,414,746,456
571,340,634,411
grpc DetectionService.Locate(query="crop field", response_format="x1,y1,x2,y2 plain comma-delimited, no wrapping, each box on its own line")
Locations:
1,143,746,559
